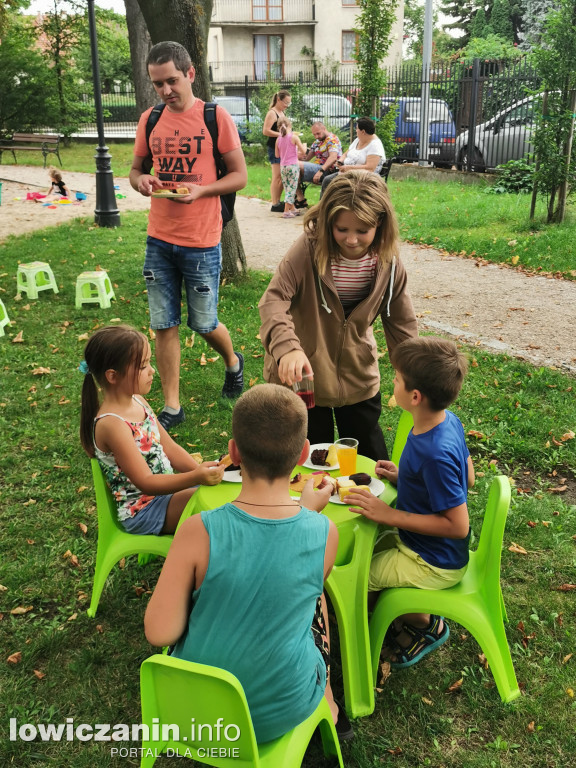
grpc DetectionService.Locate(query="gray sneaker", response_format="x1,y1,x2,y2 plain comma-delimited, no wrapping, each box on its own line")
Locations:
221,352,244,398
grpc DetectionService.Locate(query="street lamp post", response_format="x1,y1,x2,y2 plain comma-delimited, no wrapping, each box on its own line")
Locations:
87,0,120,227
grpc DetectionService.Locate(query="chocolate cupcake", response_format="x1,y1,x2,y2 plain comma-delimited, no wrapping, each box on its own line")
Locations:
349,472,371,486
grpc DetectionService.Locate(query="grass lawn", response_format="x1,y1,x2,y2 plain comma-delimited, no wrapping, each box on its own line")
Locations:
3,144,574,277
0,212,575,767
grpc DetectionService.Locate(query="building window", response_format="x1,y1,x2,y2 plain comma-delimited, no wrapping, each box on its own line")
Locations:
252,0,283,22
342,31,358,62
254,34,283,80
342,0,358,5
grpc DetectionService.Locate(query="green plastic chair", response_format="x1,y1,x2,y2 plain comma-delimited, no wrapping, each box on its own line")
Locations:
139,654,344,768
323,408,414,719
87,458,176,617
369,475,521,703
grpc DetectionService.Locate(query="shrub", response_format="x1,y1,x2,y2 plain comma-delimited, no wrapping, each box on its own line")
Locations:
487,158,534,194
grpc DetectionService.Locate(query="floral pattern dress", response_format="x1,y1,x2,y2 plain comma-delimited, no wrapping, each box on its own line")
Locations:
94,396,173,522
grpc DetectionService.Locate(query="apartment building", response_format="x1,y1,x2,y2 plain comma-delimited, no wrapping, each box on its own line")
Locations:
207,0,404,82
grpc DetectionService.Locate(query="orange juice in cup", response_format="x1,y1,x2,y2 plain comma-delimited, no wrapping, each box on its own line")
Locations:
335,438,358,476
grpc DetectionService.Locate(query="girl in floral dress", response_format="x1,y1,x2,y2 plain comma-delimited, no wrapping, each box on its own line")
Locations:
79,325,223,534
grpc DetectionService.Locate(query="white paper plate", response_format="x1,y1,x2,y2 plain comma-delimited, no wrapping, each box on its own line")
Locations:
303,443,339,471
221,469,242,483
329,475,385,505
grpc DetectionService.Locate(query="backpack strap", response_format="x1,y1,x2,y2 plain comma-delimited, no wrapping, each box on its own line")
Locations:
142,103,166,174
203,101,225,179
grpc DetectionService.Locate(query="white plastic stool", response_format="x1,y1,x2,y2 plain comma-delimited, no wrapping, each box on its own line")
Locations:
0,298,10,336
16,261,59,300
75,271,115,309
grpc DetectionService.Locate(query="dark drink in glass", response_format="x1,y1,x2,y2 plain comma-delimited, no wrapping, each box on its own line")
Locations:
297,390,315,409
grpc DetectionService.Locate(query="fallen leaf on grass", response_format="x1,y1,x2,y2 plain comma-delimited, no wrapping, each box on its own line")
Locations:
566,688,574,698
185,333,195,348
67,613,78,622
553,584,576,591
387,747,403,756
249,377,259,387
96,625,104,633
12,331,24,343
77,486,89,493
0,585,7,592
379,661,391,686
34,669,46,680
77,522,88,535
547,485,567,494
200,420,210,427
31,367,51,375
447,678,463,692
527,721,535,733
199,353,207,366
421,696,434,706
562,654,573,664
478,653,489,670
508,543,528,555
133,586,146,597
11,606,33,615
561,431,575,441
118,558,125,569
468,430,485,439
387,394,397,408
7,652,22,664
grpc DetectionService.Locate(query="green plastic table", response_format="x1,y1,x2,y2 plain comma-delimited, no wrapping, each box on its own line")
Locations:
184,455,398,719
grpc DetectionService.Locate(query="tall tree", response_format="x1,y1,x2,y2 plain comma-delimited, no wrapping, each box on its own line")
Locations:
439,0,479,46
490,0,515,39
134,0,246,276
470,6,490,38
0,0,29,35
517,0,554,49
529,0,576,223
124,0,156,113
353,0,398,117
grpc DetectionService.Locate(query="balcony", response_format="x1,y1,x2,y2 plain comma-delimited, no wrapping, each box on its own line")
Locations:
212,0,316,25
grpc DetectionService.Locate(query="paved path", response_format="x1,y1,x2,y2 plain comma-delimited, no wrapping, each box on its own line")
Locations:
1,164,575,373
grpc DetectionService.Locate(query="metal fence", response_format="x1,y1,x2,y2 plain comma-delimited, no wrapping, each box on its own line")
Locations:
77,57,541,172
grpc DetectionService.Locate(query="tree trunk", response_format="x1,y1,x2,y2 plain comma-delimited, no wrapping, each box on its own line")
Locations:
220,214,247,279
124,0,156,113
134,0,246,280
136,0,213,101
552,88,576,224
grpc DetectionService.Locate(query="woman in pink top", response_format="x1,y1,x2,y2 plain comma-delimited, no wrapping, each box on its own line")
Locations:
275,116,306,218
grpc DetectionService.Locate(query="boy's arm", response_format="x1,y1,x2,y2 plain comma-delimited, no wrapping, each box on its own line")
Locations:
467,455,475,488
144,515,208,647
346,490,470,540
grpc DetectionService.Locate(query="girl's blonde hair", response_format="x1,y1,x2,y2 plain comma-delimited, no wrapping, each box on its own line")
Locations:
79,325,147,457
270,89,291,108
303,170,399,276
277,114,291,137
49,166,62,182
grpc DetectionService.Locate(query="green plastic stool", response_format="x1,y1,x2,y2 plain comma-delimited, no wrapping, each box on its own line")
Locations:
369,475,521,703
75,270,115,309
87,459,180,617
16,261,59,300
0,298,10,336
139,655,344,768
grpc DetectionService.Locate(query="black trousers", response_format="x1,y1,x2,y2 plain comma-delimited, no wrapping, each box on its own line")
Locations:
306,392,390,462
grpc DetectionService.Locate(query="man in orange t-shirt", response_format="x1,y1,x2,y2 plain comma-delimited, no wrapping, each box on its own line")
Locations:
130,41,248,429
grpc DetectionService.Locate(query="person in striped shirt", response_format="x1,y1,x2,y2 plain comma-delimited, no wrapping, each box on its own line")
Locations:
259,171,418,461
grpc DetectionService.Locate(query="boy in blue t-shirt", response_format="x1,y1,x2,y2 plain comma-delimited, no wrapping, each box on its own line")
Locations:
346,337,475,668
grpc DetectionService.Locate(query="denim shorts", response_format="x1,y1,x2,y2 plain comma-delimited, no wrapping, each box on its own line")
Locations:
302,161,322,182
122,494,171,535
144,237,222,333
267,145,280,164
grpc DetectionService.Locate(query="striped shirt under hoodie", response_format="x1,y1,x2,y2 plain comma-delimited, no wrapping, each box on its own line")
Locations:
331,251,378,313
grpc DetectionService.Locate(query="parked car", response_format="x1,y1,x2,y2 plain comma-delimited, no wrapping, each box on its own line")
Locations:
455,96,535,172
213,96,262,142
301,94,352,132
381,97,457,168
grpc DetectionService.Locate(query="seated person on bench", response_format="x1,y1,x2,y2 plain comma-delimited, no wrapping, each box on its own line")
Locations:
296,122,342,208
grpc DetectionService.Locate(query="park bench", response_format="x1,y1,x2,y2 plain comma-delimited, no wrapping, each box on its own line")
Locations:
0,133,62,168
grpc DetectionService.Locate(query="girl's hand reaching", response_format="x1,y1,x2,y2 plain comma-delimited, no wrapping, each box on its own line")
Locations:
197,461,225,486
375,460,398,485
278,350,312,387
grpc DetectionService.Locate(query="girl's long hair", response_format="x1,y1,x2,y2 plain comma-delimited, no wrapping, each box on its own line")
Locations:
79,325,146,457
302,170,399,276
277,114,291,137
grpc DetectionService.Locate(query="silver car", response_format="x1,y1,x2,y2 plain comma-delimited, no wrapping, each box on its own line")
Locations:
455,96,535,171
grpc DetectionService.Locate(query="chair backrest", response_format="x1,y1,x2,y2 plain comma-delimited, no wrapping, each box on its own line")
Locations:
140,654,259,767
91,458,126,536
380,156,395,183
474,475,511,594
390,409,414,465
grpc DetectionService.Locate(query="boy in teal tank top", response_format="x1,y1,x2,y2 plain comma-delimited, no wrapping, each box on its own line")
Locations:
145,384,353,742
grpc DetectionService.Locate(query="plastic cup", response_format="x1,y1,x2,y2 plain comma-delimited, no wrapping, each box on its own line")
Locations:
335,437,358,476
292,373,315,409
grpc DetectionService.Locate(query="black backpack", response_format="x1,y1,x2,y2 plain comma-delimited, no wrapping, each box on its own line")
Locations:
143,101,235,226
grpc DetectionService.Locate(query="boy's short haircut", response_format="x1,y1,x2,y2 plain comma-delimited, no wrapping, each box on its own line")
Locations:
147,41,192,75
233,384,307,481
391,337,468,411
